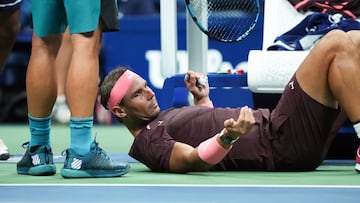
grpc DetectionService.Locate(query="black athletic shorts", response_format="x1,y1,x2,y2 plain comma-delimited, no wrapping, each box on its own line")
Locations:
101,0,120,32
269,75,345,171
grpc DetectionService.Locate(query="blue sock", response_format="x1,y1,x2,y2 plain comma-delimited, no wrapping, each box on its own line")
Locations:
69,117,93,156
28,114,51,148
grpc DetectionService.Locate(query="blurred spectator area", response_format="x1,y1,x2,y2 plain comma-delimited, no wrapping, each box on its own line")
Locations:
118,0,186,17
118,0,157,17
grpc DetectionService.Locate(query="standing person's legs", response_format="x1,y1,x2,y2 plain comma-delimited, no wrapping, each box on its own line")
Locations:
59,0,130,178
65,26,102,156
62,0,102,157
53,27,71,124
26,34,61,118
0,0,22,161
16,33,62,176
66,30,101,118
0,4,21,72
16,0,65,176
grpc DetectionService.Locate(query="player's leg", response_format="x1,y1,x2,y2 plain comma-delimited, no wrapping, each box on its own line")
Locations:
60,0,129,178
52,27,71,124
0,0,22,162
17,0,65,176
63,0,101,160
344,30,360,173
296,30,360,122
296,29,360,173
66,30,101,119
26,34,62,117
0,2,21,72
269,30,360,171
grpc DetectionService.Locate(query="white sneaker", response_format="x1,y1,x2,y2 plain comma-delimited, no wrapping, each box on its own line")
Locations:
0,139,10,160
52,95,70,124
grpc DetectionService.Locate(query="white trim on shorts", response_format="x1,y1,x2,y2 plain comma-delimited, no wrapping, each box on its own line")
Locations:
0,0,22,8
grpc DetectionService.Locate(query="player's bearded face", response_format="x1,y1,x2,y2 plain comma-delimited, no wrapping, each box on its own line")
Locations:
127,97,160,125
125,85,160,122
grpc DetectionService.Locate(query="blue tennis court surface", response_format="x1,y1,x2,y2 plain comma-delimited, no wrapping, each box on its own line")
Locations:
1,184,360,203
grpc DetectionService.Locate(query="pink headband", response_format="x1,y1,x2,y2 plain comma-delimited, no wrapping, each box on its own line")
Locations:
107,70,139,109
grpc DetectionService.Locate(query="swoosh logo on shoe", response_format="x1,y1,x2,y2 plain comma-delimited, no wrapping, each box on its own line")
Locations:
288,81,295,90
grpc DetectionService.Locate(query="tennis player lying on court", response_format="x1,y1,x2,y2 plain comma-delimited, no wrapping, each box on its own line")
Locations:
99,29,360,173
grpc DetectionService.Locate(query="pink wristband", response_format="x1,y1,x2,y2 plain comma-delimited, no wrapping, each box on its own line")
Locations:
197,134,232,165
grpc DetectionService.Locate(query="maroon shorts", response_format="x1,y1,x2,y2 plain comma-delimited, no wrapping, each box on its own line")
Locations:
269,75,346,171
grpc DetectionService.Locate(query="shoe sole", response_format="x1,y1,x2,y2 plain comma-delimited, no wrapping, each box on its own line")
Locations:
0,153,10,160
356,163,360,174
60,165,130,178
17,164,56,176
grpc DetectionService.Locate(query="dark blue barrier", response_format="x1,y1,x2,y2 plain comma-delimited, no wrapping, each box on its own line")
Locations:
162,73,252,109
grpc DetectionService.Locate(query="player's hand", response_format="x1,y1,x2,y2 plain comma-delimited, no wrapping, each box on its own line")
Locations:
223,106,255,139
184,71,210,100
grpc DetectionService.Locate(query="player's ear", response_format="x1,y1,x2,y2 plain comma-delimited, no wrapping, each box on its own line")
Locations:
110,106,127,119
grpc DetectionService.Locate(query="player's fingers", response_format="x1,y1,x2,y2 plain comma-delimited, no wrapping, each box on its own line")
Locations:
237,106,246,123
224,118,235,128
244,106,255,124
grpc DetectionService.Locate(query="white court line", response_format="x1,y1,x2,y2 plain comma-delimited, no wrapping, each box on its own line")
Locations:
1,183,360,188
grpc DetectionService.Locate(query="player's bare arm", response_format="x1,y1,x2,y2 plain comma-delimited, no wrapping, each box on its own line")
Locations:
168,106,255,173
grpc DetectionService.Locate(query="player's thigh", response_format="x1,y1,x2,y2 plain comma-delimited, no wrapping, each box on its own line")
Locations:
64,0,101,34
295,31,345,108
